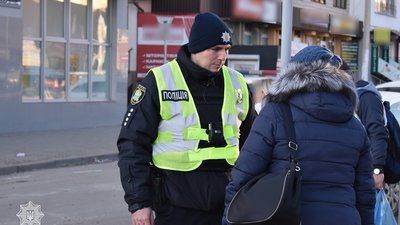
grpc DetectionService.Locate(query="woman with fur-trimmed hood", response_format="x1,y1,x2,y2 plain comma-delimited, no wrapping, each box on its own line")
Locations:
223,46,375,225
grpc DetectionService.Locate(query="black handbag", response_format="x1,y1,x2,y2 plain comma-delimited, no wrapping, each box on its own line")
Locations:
226,103,302,225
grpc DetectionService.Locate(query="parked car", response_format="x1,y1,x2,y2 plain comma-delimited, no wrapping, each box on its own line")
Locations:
377,81,400,93
69,76,107,99
377,81,400,120
380,91,400,121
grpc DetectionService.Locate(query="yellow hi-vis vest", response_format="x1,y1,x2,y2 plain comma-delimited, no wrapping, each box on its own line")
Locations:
152,59,249,171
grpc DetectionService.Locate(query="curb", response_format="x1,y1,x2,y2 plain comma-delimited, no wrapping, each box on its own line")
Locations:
0,153,118,176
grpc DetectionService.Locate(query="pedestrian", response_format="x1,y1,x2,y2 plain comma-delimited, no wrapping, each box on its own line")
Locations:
252,79,272,114
117,12,256,225
341,61,388,190
223,46,375,225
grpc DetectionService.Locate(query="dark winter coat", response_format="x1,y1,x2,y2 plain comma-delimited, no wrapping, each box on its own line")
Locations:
223,61,375,225
356,80,388,169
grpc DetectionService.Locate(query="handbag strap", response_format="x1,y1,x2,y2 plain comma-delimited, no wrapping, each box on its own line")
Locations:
279,103,298,161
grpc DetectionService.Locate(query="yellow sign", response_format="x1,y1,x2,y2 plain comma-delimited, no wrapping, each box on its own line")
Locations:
374,27,390,45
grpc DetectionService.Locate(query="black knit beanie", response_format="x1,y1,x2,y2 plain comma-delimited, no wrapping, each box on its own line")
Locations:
188,12,232,53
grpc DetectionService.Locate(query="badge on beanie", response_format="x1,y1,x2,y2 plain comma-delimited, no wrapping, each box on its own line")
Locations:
130,84,146,105
221,31,231,43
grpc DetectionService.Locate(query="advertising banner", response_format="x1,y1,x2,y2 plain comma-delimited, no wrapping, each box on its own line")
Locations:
341,41,359,72
137,13,195,78
329,15,359,37
374,27,390,45
232,0,280,23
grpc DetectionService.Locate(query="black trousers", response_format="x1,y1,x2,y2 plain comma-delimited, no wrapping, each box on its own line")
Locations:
155,201,224,225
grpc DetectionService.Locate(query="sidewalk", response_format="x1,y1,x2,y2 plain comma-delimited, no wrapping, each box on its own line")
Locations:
0,126,121,176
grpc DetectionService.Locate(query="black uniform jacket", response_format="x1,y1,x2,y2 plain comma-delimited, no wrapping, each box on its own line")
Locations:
117,44,256,213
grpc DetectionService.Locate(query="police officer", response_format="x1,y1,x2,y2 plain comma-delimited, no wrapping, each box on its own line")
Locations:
117,12,256,225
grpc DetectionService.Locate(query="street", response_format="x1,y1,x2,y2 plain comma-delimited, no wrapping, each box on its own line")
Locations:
0,162,131,225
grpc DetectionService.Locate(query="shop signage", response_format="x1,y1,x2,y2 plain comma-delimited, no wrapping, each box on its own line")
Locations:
137,13,195,78
232,0,280,23
374,27,390,45
329,15,359,37
299,8,329,28
341,41,359,72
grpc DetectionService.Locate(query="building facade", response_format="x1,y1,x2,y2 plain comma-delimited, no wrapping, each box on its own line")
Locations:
2,0,398,133
125,0,364,105
349,0,400,83
0,0,130,133
133,0,362,70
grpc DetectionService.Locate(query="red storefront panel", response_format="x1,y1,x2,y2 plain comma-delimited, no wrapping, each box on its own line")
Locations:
137,13,195,78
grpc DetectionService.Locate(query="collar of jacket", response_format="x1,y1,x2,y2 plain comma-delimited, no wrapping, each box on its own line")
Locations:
267,61,358,113
356,80,382,99
176,44,222,84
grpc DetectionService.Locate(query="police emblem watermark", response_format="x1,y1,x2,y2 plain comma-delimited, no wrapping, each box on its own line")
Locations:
16,201,44,225
0,0,21,9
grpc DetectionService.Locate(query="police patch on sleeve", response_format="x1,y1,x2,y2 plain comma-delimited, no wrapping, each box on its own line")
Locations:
130,84,146,105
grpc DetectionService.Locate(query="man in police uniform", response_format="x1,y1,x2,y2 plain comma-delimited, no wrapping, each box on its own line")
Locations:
117,12,256,225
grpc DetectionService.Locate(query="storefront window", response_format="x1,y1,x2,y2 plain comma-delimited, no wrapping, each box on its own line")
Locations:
22,0,111,102
92,45,109,99
244,29,252,45
93,0,109,43
334,0,347,9
261,33,268,45
45,42,65,100
374,0,396,16
311,0,326,4
22,40,41,101
71,0,87,39
69,44,88,99
46,0,64,37
23,0,41,38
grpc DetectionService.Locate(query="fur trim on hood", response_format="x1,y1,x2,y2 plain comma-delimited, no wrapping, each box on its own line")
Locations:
267,61,358,112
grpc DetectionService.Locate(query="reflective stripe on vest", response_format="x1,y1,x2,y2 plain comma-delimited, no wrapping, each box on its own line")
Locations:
152,60,249,171
222,66,249,145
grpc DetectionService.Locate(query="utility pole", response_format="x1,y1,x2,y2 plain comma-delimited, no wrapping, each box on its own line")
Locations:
361,0,371,81
281,0,293,68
